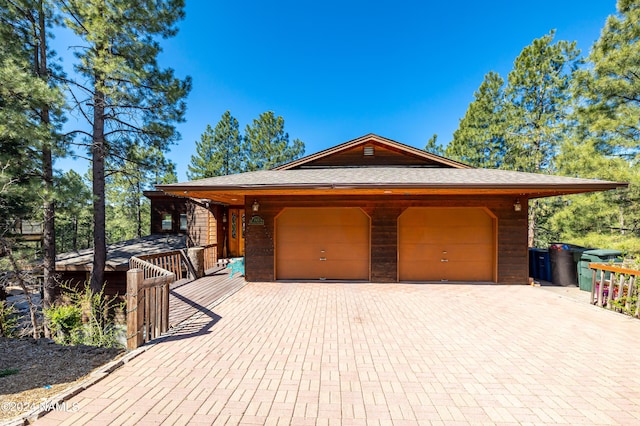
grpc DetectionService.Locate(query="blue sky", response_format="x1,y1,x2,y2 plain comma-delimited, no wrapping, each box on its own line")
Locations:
55,0,618,182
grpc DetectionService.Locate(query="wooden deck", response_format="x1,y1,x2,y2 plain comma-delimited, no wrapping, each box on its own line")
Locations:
169,267,246,327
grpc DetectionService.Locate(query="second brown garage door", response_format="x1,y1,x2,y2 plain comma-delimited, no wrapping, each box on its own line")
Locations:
398,207,496,282
276,208,370,280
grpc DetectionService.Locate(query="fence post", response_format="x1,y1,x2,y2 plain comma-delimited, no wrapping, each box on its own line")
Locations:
127,268,144,350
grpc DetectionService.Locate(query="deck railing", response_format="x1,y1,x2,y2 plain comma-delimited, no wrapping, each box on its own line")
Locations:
126,256,176,350
125,245,219,349
136,250,188,280
589,263,640,318
203,243,218,271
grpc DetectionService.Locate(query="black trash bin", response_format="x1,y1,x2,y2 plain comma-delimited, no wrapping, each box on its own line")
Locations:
549,243,587,286
578,249,623,292
529,248,551,282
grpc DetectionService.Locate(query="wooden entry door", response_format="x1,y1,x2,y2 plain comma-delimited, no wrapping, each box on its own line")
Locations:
275,207,370,280
227,208,245,257
398,207,496,282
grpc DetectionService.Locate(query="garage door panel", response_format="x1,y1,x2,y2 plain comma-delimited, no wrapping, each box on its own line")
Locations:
323,260,369,280
277,261,324,280
276,208,370,280
399,208,495,282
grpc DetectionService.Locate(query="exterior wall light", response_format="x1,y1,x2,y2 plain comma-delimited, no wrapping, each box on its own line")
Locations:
252,200,260,212
514,199,522,212
222,213,227,223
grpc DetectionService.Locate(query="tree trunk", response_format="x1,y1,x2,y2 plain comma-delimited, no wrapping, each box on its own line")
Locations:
72,216,78,251
528,199,537,248
137,180,142,237
90,88,106,294
37,0,56,313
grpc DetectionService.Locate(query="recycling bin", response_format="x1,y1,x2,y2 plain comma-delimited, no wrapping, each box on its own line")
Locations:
578,249,623,292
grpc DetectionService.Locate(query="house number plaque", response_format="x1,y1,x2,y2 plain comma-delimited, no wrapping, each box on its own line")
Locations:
249,215,265,225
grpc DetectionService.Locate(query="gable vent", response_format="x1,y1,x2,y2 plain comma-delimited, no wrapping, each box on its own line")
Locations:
363,146,375,156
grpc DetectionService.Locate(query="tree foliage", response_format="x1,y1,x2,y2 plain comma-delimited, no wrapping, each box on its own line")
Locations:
546,0,640,251
55,170,92,253
106,145,176,242
503,31,581,174
0,0,67,317
446,72,506,168
243,111,305,171
187,111,244,179
424,134,443,156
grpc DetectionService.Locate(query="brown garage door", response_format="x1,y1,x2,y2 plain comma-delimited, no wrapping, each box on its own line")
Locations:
276,208,370,280
398,207,496,282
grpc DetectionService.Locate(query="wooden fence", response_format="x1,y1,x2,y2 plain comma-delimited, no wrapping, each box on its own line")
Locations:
126,257,176,350
590,263,640,318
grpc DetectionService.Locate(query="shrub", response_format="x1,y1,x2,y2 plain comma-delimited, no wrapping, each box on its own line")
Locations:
43,282,124,348
0,300,18,338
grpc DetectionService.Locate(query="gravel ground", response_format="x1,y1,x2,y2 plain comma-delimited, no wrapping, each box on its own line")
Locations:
0,337,124,422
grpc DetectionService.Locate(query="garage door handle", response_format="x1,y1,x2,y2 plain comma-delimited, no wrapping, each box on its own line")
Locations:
440,259,448,262
319,257,326,261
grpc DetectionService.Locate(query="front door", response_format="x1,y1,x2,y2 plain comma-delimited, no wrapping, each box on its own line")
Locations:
227,208,245,257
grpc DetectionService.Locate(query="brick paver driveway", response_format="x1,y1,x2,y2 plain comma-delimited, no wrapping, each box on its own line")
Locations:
38,283,640,425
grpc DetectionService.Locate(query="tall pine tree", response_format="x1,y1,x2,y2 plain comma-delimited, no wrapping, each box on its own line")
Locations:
503,31,581,174
187,111,244,179
60,0,191,292
551,0,640,248
243,111,305,171
446,72,506,168
503,31,581,246
0,0,66,316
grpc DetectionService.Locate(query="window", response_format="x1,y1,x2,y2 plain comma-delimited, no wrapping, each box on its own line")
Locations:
180,214,188,231
161,214,172,231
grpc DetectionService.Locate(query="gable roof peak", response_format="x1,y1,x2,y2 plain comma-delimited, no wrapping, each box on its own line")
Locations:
274,133,472,170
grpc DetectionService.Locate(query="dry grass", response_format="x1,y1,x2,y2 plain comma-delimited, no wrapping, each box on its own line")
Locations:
0,337,123,422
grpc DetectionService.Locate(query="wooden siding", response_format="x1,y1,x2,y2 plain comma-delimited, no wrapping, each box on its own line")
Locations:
148,194,218,248
298,142,452,168
245,195,528,284
149,196,186,235
186,202,213,247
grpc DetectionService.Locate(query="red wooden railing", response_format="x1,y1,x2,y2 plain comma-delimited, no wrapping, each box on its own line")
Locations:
589,263,640,318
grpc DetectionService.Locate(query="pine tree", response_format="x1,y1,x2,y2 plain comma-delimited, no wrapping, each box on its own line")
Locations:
187,111,244,179
243,111,305,171
503,31,581,174
60,0,191,292
503,31,581,247
424,134,444,156
0,0,66,315
578,0,640,160
551,0,640,247
446,72,506,168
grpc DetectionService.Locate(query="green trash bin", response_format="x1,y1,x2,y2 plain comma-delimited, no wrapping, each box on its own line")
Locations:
578,249,623,292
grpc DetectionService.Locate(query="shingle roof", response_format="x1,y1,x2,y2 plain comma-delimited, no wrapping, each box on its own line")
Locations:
159,167,624,191
56,234,187,271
